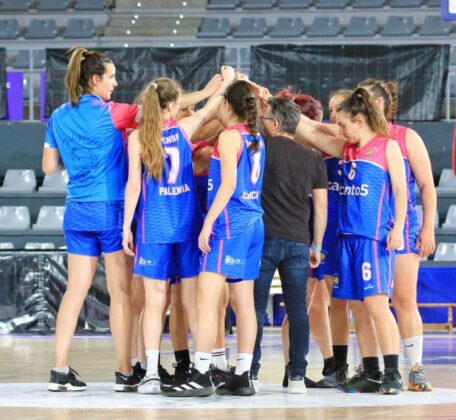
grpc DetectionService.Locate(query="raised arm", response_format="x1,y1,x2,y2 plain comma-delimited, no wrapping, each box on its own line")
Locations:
179,74,223,110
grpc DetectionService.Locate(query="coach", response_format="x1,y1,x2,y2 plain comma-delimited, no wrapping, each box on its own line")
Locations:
251,97,328,393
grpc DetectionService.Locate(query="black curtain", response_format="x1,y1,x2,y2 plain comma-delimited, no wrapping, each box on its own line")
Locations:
0,48,6,119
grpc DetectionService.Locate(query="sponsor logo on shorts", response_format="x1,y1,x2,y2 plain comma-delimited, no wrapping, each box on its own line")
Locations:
333,275,340,288
138,257,155,266
225,255,242,265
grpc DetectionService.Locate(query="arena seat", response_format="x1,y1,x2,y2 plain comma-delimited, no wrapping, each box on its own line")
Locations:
434,242,456,261
442,205,456,231
419,16,453,36
344,16,378,37
36,0,70,11
74,0,105,11
390,0,422,7
270,17,304,38
38,172,68,194
426,0,441,6
24,242,56,250
207,0,239,9
382,16,415,37
437,169,456,194
233,18,267,38
0,206,31,232
315,0,348,8
278,0,312,8
307,17,340,38
243,0,275,9
32,206,64,232
352,0,384,7
63,18,96,39
0,242,14,250
0,170,36,194
26,19,58,40
0,19,20,40
0,0,32,11
197,18,231,39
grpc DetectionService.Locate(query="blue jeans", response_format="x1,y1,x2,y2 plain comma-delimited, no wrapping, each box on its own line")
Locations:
252,236,310,376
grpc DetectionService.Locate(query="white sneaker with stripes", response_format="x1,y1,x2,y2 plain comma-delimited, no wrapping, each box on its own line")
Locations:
161,367,214,397
138,373,161,394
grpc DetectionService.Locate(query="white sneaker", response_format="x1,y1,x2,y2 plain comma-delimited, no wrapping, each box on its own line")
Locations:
288,375,307,394
251,376,259,393
138,373,161,394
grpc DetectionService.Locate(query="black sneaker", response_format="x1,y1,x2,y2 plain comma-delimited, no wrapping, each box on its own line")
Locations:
132,362,146,380
340,369,383,393
161,367,214,397
380,368,402,395
170,361,190,386
215,371,255,396
158,363,174,387
211,366,233,387
114,371,140,392
48,367,87,392
305,376,317,388
334,364,349,385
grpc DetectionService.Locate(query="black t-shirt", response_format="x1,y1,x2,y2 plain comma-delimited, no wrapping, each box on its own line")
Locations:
262,135,328,244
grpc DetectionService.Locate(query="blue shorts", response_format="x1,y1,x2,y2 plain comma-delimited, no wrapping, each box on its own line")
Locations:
397,225,419,255
332,235,395,301
309,235,339,281
200,218,264,282
64,229,123,257
133,240,200,280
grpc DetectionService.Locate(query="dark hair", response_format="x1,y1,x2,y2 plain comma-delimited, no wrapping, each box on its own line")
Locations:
275,87,322,121
224,80,260,152
336,87,389,137
66,47,113,106
358,78,398,121
268,97,301,135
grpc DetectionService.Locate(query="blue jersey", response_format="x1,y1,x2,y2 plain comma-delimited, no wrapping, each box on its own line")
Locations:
207,124,265,239
338,136,395,243
194,174,209,214
324,153,342,240
137,119,202,244
44,94,138,203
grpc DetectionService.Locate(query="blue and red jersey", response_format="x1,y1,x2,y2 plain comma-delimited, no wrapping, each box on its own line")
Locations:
137,119,202,244
44,94,138,203
324,152,342,239
207,124,265,239
192,139,211,214
338,136,395,243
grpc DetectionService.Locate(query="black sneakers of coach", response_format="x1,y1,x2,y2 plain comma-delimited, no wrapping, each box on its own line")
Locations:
161,367,214,397
114,371,140,392
48,367,87,392
215,371,256,396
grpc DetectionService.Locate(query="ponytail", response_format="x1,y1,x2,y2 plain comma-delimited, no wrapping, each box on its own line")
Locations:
385,81,398,122
358,78,396,122
337,87,389,137
244,96,260,152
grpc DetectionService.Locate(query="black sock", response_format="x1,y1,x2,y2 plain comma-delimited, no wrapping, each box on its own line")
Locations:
175,349,191,368
333,345,348,368
362,357,380,373
383,354,399,370
323,357,335,376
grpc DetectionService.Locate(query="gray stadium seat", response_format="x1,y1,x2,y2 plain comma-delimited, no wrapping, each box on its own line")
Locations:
353,0,384,7
382,16,415,37
316,0,348,8
415,204,439,229
344,16,378,37
63,18,96,39
426,0,441,6
0,242,14,250
25,242,56,250
279,0,311,8
243,0,275,9
434,242,456,261
197,18,230,39
37,0,70,11
437,169,456,193
32,206,64,232
0,169,36,193
420,16,452,36
38,171,68,194
390,0,422,7
207,0,239,9
74,0,105,10
0,19,20,40
442,205,456,231
26,19,58,40
307,17,340,37
270,17,304,38
0,206,31,231
0,0,31,11
13,50,46,69
233,18,267,38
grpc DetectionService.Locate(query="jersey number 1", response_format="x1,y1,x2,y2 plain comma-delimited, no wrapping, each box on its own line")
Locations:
164,147,180,184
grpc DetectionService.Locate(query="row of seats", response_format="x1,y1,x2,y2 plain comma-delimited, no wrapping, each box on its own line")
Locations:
207,0,440,9
0,170,67,194
198,15,452,38
0,18,96,40
0,0,105,11
0,241,62,250
415,205,456,231
0,205,63,231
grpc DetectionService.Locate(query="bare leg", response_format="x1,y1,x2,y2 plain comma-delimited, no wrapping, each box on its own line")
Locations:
350,300,380,358
170,283,189,352
214,283,229,349
180,276,198,339
130,275,145,363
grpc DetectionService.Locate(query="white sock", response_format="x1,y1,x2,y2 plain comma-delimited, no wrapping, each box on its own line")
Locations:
53,366,69,374
131,357,139,366
212,348,229,371
194,352,212,374
403,335,423,367
235,353,253,375
145,349,159,376
140,361,147,370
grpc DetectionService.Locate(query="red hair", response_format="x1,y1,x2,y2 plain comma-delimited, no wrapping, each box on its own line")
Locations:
275,87,322,121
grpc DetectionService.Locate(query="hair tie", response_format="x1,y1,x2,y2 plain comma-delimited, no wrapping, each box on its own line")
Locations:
151,82,158,89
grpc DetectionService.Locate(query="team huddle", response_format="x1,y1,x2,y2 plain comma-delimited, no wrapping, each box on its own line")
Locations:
43,47,436,398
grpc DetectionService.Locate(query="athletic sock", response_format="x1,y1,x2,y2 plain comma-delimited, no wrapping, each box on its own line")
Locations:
194,352,212,374
403,335,423,367
212,347,229,371
140,361,147,370
362,357,380,373
145,349,159,375
175,349,191,368
53,366,69,374
333,345,348,368
323,356,335,376
383,354,399,370
235,353,253,375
